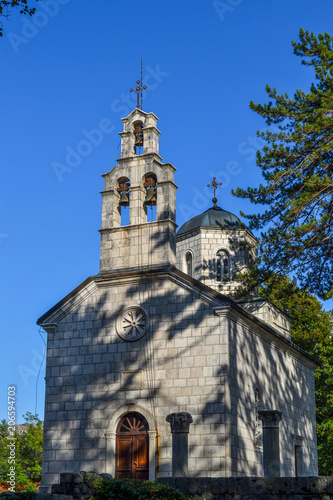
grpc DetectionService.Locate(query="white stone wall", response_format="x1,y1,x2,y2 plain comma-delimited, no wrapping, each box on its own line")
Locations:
219,309,318,476
40,271,318,490
238,298,291,339
41,274,228,489
176,229,202,277
99,219,177,272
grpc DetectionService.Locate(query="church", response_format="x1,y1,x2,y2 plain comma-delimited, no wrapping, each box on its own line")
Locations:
37,102,319,492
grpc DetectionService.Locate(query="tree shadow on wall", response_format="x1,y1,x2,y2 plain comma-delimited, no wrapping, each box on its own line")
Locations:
41,230,316,481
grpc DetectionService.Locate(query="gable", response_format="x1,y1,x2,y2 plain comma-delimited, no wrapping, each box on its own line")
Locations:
36,267,232,331
37,266,320,370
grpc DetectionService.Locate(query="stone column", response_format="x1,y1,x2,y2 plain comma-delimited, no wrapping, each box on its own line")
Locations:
105,431,116,477
258,410,282,477
166,412,193,477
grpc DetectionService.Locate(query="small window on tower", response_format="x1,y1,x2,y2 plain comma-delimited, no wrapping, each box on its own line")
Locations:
216,250,229,282
117,178,130,226
185,252,193,277
133,121,144,155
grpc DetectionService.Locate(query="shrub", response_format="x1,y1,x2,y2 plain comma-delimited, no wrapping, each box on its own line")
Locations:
0,481,39,493
91,477,190,500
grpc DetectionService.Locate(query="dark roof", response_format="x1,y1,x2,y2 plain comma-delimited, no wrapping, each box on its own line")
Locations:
177,205,247,236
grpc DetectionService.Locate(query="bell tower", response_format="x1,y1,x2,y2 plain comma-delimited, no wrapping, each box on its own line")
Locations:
99,108,177,273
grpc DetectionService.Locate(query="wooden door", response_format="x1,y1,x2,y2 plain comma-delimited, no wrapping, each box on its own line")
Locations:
115,412,149,479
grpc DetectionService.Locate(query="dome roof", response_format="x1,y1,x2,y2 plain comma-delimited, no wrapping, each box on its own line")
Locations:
177,205,247,236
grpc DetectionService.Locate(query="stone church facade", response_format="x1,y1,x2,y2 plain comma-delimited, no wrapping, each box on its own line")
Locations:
38,108,319,492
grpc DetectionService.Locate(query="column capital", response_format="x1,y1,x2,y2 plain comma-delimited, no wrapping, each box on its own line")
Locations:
258,410,282,428
166,412,193,433
105,431,116,439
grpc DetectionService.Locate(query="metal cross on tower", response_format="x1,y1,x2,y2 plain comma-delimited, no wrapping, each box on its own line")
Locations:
207,177,223,206
130,59,147,109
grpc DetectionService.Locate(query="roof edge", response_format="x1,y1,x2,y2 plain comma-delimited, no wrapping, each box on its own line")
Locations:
36,275,94,325
215,304,321,368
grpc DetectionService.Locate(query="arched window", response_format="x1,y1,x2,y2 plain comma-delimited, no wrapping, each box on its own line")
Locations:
185,252,193,277
216,250,229,281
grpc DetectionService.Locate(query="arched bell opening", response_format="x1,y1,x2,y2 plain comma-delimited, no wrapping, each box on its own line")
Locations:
144,173,157,222
115,412,149,479
117,177,130,226
133,120,144,155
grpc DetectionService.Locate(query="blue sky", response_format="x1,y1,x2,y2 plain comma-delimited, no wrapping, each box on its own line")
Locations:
1,0,333,423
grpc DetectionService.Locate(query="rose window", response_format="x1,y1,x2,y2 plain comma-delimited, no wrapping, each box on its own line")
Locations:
117,306,148,341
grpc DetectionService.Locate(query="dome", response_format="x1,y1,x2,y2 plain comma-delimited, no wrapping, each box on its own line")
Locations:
177,205,247,236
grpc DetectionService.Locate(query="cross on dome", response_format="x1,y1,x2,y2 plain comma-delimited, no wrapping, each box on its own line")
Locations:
207,177,223,206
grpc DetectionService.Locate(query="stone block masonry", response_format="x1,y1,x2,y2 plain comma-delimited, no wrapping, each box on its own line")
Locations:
38,267,319,490
3,476,332,500
158,476,333,500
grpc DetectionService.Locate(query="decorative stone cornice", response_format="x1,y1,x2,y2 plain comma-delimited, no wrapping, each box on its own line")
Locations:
291,433,304,441
115,151,163,163
98,218,177,234
166,412,193,433
40,323,58,334
258,410,282,428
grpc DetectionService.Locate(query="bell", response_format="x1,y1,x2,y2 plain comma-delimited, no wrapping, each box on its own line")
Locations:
134,132,143,147
119,191,130,206
144,187,156,205
134,122,144,149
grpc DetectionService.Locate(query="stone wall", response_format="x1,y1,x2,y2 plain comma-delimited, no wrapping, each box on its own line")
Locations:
176,227,256,295
221,307,318,477
238,297,291,339
99,219,177,272
158,476,333,500
3,476,332,500
39,270,229,489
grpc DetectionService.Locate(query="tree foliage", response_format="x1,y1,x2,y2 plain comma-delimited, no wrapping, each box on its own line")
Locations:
314,336,333,476
0,1,40,36
258,274,331,353
259,275,333,475
0,420,8,441
16,412,43,483
0,413,43,492
233,29,333,300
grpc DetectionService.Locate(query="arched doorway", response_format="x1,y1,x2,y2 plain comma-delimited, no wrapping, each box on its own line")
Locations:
115,412,149,479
